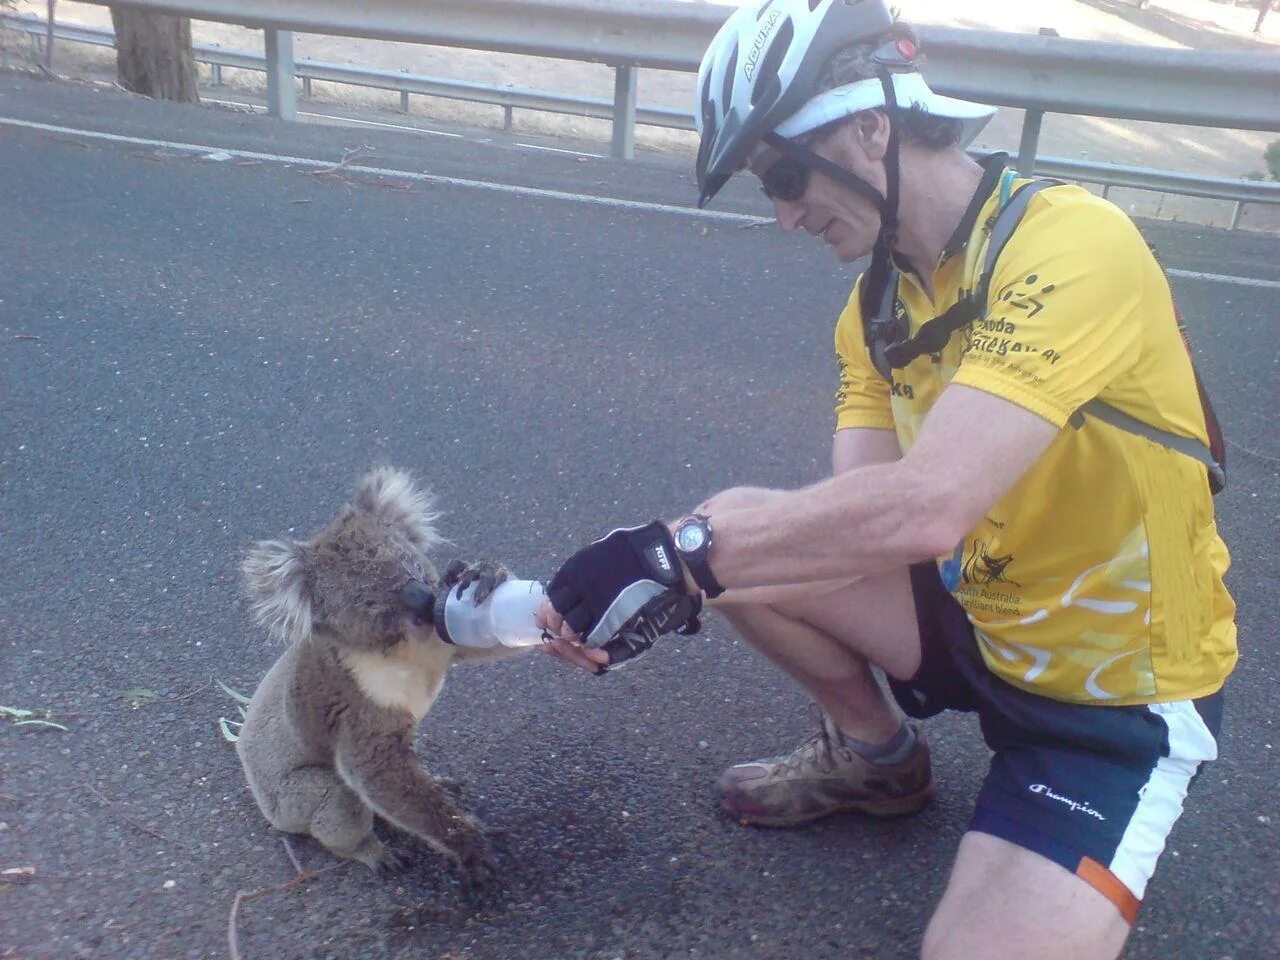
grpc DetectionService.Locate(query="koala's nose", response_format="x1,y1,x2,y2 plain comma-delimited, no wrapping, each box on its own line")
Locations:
399,579,435,625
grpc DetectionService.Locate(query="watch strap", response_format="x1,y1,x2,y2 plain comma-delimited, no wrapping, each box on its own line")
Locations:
679,514,725,599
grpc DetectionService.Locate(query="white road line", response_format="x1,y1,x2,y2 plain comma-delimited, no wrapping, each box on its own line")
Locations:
516,142,606,159
0,115,766,225
5,116,1280,289
1164,269,1280,290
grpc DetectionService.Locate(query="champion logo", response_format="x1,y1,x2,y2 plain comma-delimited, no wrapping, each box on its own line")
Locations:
651,544,673,573
1029,783,1106,821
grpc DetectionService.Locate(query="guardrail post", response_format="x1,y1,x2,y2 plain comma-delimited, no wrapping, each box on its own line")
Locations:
264,28,297,121
612,64,637,160
45,0,55,69
1017,109,1044,176
503,105,514,130
1230,201,1244,230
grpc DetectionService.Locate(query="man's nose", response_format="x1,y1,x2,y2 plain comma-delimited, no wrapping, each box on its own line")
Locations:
773,198,805,233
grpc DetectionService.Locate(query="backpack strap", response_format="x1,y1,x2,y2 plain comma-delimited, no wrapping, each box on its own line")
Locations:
1076,399,1226,493
875,178,1061,373
859,168,1227,492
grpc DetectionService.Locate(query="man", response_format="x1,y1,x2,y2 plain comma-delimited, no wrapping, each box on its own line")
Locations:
537,2,1236,957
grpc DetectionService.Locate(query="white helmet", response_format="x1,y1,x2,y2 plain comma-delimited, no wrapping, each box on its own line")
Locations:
694,0,994,207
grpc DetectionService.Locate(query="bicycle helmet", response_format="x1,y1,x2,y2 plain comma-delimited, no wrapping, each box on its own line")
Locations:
695,0,894,208
694,0,994,208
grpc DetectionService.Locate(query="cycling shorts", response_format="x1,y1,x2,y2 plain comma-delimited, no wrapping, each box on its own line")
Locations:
889,562,1223,924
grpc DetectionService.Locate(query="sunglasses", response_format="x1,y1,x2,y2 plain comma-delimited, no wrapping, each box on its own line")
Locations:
756,153,811,203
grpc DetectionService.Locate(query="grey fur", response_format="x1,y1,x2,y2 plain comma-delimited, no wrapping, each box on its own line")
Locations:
236,467,524,892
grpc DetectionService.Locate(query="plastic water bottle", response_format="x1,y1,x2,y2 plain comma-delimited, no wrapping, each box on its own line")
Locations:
434,579,548,648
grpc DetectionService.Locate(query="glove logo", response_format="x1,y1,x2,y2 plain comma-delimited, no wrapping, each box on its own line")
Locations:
649,543,673,575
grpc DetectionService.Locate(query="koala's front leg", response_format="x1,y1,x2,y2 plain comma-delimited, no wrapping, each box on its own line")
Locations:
334,726,496,895
441,559,510,604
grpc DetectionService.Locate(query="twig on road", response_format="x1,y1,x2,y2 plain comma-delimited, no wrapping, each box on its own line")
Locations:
84,783,170,844
1227,437,1280,465
281,837,305,875
1,865,76,884
49,676,216,717
227,844,351,960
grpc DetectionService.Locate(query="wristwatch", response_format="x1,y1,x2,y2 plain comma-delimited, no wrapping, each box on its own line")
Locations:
672,513,725,599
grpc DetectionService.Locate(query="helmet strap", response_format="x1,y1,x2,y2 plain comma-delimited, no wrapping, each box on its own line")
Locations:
851,68,904,359
875,67,902,248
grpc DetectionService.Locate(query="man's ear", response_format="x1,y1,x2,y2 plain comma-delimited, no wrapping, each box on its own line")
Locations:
852,109,891,162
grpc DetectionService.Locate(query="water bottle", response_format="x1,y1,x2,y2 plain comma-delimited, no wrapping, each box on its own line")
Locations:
434,579,549,648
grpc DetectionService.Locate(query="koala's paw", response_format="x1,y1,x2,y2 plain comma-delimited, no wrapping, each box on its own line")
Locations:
434,774,465,800
453,831,500,907
442,559,511,605
372,844,415,877
352,837,414,876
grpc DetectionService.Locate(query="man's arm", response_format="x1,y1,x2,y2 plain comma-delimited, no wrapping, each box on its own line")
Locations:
703,384,1059,589
690,427,903,607
536,385,1056,661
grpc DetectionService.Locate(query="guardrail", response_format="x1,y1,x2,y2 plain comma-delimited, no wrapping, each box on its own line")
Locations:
4,15,691,131
9,3,1279,227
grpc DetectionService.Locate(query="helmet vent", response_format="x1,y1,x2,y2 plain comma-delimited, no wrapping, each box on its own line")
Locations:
750,19,793,105
757,0,778,19
721,43,739,110
808,0,824,11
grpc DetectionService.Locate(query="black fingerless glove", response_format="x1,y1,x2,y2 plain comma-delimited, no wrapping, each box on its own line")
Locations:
547,521,702,671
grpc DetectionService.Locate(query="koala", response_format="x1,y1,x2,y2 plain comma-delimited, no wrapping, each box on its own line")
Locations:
236,466,527,892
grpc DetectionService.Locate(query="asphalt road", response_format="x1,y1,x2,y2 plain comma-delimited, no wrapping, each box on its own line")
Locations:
1,72,1277,960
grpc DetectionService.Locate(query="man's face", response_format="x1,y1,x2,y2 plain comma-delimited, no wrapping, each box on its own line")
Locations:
748,121,885,264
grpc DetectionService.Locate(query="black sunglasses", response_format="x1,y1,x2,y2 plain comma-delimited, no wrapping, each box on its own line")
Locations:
757,153,811,203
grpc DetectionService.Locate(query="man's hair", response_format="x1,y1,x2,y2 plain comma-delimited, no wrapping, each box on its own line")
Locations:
800,22,964,150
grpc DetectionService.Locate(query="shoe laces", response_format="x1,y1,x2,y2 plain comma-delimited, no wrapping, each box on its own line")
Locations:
774,705,855,777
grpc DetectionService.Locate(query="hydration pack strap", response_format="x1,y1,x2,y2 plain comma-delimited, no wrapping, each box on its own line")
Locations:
1076,400,1226,493
863,170,1226,492
875,177,1059,373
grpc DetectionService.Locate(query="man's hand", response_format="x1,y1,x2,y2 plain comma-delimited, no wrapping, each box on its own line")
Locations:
536,521,701,673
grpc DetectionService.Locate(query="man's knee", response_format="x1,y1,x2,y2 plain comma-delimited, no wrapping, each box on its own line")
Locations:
922,833,1130,960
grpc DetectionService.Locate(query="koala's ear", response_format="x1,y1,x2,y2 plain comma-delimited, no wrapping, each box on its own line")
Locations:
242,539,313,644
354,467,442,552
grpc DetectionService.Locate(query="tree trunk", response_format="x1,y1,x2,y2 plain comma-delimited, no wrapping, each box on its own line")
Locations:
1255,0,1271,34
109,7,199,102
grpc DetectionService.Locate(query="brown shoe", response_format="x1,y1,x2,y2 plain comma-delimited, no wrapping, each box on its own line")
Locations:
719,708,934,827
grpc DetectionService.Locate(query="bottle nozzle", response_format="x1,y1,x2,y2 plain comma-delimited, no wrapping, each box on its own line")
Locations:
398,579,436,626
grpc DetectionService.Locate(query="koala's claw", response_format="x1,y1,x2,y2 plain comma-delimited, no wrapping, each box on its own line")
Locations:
457,852,500,908
452,828,499,905
371,844,415,876
443,560,511,605
434,774,465,800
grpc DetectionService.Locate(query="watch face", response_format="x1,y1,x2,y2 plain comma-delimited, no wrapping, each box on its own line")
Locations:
675,522,707,553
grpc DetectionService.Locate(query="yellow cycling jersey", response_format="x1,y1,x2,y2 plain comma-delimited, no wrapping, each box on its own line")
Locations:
834,168,1237,706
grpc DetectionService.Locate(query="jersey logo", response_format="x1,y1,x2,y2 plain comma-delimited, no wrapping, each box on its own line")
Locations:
994,273,1057,319
962,538,1018,586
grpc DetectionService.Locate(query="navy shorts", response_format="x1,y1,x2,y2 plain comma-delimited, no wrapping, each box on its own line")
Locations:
888,563,1224,924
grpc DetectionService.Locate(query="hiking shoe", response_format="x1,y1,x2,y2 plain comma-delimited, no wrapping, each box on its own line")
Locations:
719,708,933,827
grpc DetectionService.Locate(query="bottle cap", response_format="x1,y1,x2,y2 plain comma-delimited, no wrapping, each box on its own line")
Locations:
434,586,459,644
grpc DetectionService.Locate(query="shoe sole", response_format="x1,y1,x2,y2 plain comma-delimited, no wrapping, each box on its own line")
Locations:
723,781,935,829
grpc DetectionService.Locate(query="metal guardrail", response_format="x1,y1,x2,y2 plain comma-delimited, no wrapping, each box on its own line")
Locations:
8,5,1279,227
4,15,690,131
73,0,1280,127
